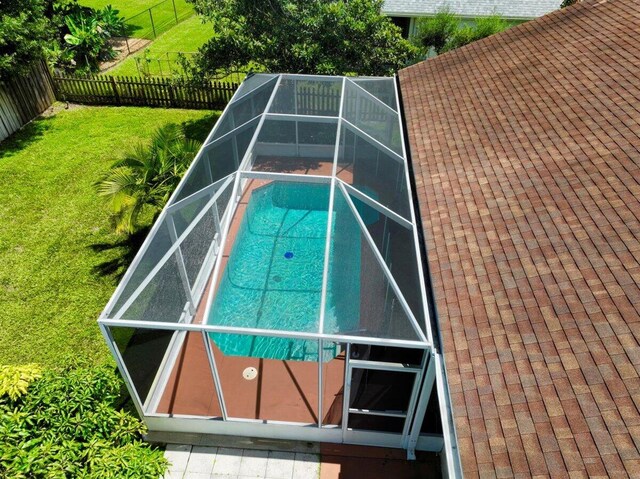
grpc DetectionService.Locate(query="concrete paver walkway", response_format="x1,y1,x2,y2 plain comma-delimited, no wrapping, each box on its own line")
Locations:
163,444,320,479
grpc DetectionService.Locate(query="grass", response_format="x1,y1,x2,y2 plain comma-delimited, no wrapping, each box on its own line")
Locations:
105,15,213,77
80,0,166,21
81,0,194,39
0,105,219,368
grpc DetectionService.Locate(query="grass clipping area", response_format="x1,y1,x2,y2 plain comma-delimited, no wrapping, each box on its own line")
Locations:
0,105,218,367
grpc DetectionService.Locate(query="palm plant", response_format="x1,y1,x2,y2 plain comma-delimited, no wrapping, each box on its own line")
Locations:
96,124,201,234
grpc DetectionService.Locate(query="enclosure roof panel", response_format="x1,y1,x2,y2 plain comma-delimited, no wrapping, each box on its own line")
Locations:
399,0,640,475
100,73,433,349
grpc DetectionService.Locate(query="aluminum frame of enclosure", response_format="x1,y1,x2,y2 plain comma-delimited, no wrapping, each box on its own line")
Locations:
98,73,455,472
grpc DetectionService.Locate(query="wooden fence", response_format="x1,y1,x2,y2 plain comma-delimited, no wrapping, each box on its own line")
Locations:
53,75,239,110
0,62,56,142
52,75,395,119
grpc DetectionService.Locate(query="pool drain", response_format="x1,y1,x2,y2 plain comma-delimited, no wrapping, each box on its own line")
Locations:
284,251,294,259
243,367,258,380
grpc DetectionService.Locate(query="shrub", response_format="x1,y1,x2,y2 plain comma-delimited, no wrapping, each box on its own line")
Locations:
413,9,458,55
0,364,41,401
95,5,126,37
413,9,510,57
63,12,118,73
445,15,508,51
0,363,167,478
0,0,51,80
47,0,126,74
96,124,202,234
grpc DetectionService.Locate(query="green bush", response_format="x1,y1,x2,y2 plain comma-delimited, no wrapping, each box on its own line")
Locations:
95,123,202,234
0,363,167,478
46,0,127,74
0,364,41,401
413,10,510,57
413,9,458,55
0,0,51,80
445,15,508,51
95,5,127,37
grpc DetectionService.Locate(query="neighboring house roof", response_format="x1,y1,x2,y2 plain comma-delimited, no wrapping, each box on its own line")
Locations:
399,0,640,477
382,0,562,20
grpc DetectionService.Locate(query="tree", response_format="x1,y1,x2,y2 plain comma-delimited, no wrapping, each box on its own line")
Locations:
413,10,509,58
0,0,51,80
444,15,508,52
413,9,458,55
95,125,202,234
186,0,416,77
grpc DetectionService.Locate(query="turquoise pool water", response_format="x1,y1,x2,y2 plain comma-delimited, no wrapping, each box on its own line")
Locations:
209,182,353,361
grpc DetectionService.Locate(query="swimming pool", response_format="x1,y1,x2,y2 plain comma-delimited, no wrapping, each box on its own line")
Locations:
209,182,358,361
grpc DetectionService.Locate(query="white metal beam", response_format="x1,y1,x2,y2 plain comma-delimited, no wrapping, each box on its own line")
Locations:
225,75,279,108
202,115,261,150
337,182,429,344
345,78,398,115
405,350,436,458
240,170,332,183
201,75,284,321
98,317,431,349
166,173,234,216
393,74,434,344
202,331,228,420
338,180,412,230
341,119,405,164
111,178,233,320
264,113,338,122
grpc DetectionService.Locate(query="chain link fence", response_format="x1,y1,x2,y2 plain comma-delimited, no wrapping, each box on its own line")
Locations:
133,51,249,84
122,0,193,54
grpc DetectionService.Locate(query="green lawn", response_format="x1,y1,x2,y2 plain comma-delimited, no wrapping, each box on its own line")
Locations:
80,0,165,20
81,0,194,39
0,105,218,367
105,15,213,77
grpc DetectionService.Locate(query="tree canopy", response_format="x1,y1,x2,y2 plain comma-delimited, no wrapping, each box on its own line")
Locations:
187,0,416,77
0,0,51,80
414,10,509,57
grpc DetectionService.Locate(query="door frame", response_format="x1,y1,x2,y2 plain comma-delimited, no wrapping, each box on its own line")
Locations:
340,344,426,447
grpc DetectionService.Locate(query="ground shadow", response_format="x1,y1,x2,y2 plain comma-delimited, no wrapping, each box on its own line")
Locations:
90,226,151,282
181,112,221,143
0,116,53,158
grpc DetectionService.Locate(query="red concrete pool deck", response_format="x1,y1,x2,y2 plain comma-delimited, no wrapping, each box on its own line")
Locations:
320,444,441,478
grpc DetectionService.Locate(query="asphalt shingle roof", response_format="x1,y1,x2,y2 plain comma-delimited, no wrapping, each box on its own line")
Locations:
382,0,561,20
399,0,640,476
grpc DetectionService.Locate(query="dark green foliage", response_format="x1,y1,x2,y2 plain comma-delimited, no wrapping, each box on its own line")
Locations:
57,2,127,74
95,123,202,234
0,363,168,478
561,0,578,7
414,9,458,54
95,5,127,36
0,0,127,78
186,0,416,77
413,10,509,58
444,15,509,52
0,0,51,80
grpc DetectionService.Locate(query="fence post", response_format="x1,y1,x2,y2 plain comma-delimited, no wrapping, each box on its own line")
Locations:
167,80,176,107
149,9,156,38
172,0,178,24
110,76,121,105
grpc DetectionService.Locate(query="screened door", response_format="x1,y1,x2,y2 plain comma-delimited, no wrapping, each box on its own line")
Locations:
342,346,423,447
